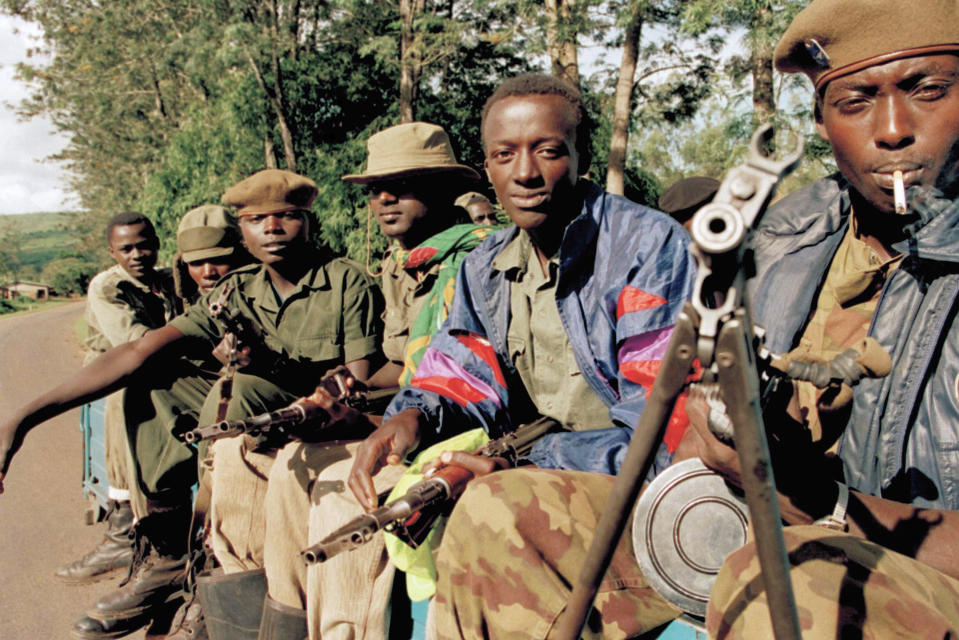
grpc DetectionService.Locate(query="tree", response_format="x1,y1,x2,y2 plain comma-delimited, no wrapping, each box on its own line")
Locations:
41,256,99,294
0,217,25,283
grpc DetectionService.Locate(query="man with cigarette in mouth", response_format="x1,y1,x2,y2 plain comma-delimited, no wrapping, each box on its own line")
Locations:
425,1,959,638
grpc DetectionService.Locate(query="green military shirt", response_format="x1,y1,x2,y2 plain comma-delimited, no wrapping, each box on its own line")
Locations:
169,256,382,396
84,264,179,365
494,231,614,431
380,250,443,365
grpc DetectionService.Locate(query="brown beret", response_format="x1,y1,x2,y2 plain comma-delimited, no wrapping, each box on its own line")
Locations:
177,205,239,263
775,0,959,90
658,176,720,223
342,122,480,184
222,169,317,217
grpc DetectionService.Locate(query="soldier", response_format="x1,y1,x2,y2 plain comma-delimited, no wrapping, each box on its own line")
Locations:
226,122,491,640
58,213,178,597
454,191,498,226
429,1,959,638
346,72,695,638
0,170,382,639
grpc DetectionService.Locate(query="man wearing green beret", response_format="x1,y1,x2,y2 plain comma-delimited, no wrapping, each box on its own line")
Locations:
426,2,959,638
251,122,492,640
0,170,382,638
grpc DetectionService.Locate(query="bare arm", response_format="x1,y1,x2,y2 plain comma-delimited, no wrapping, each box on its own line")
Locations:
0,324,188,491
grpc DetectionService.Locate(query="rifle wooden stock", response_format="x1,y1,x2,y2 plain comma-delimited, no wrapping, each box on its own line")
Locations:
300,416,563,564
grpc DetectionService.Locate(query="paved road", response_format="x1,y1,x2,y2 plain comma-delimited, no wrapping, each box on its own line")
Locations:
0,301,147,640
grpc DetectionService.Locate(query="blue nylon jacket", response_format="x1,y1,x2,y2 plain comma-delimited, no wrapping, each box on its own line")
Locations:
752,174,959,510
384,182,696,475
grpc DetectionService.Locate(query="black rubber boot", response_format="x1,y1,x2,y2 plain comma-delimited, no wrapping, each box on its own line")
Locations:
56,500,135,585
257,596,307,640
196,568,268,640
70,613,149,640
86,506,191,622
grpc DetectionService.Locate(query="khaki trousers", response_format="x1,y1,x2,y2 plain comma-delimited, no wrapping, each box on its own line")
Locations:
260,439,405,640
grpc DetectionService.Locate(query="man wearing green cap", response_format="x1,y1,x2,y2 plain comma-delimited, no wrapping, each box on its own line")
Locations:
0,171,382,639
251,122,492,640
424,2,959,638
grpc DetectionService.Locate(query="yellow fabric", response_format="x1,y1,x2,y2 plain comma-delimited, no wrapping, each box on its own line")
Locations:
382,428,491,601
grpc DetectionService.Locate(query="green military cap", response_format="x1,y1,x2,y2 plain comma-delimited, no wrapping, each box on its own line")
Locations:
342,122,480,184
222,169,318,217
177,205,239,263
775,0,959,90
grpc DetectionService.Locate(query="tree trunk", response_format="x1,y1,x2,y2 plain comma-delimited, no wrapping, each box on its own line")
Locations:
399,0,425,122
544,0,580,88
751,5,775,125
244,50,298,172
606,5,644,195
264,137,277,169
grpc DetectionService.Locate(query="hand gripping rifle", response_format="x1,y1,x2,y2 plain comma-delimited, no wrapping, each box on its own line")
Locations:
300,415,562,565
182,374,399,444
556,125,805,640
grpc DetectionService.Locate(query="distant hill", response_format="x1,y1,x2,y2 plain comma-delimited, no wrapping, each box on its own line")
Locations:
1,211,88,275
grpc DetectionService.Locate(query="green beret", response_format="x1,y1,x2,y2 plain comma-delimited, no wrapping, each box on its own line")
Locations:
342,122,480,184
222,169,317,217
177,205,239,263
775,0,959,89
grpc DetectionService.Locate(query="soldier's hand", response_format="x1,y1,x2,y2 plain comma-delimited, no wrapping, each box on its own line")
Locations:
348,408,422,511
289,384,371,442
422,450,508,480
673,389,743,486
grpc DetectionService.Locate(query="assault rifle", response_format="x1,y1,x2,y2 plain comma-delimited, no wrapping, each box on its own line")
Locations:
182,375,399,444
300,415,562,564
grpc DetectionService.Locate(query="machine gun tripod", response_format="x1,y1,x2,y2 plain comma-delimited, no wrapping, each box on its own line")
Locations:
557,125,805,640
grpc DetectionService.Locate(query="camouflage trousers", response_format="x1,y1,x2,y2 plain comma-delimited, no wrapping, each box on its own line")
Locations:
708,524,959,639
431,468,681,640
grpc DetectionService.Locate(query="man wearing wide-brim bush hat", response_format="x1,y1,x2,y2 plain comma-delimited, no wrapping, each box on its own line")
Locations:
254,122,493,640
696,1,959,639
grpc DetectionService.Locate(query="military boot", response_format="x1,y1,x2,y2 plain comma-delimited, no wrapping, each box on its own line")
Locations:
163,591,207,640
87,506,191,622
196,568,267,640
257,597,307,640
71,613,150,640
56,500,135,585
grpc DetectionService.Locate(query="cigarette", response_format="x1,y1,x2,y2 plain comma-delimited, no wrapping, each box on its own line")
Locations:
893,170,907,214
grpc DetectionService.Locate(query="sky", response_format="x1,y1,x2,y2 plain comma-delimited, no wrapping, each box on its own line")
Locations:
0,14,76,215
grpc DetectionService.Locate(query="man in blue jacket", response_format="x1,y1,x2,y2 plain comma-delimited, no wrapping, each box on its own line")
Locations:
425,2,959,638
347,73,695,636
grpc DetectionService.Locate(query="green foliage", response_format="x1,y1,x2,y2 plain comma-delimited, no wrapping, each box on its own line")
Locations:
3,0,836,264
41,256,99,294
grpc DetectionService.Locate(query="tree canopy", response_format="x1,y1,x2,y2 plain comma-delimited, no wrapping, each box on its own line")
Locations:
3,0,833,267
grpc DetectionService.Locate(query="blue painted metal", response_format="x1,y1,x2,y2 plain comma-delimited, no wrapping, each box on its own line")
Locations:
79,398,111,523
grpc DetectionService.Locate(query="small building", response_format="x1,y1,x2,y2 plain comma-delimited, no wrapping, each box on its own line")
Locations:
0,281,51,300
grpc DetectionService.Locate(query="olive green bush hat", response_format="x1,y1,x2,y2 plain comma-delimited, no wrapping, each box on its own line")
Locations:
222,169,318,216
342,122,480,184
775,0,959,89
176,205,239,263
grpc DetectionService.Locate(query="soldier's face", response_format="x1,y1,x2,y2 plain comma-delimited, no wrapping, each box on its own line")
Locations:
466,201,497,225
108,223,158,279
238,210,309,265
818,54,959,214
482,94,580,231
186,256,235,293
367,179,431,249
